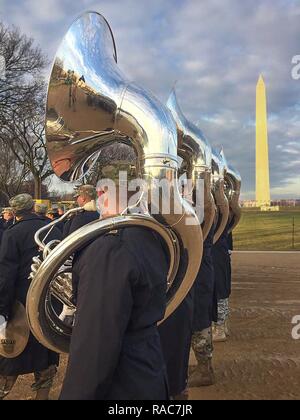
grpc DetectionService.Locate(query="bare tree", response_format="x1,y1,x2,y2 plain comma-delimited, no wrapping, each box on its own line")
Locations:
0,93,53,198
0,22,47,123
0,22,52,198
0,139,30,201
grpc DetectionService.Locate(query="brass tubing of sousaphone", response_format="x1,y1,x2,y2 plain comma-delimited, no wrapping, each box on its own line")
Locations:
193,164,216,241
212,149,229,244
27,215,178,353
226,164,242,233
166,89,215,241
27,12,203,353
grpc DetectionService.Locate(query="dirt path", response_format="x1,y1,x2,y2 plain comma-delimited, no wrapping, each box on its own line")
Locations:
190,252,300,400
7,252,300,400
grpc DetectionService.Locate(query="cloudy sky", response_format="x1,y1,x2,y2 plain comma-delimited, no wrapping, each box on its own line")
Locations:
1,0,300,199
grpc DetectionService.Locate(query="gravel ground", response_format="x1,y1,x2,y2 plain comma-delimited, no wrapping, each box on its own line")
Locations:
190,251,300,400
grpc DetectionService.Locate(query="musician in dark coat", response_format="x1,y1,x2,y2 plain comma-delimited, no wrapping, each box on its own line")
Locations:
0,209,14,247
189,223,216,387
0,194,62,400
159,221,217,397
212,217,232,342
34,203,51,223
2,207,14,230
63,185,99,238
47,208,65,233
159,292,193,399
0,216,5,246
60,182,169,400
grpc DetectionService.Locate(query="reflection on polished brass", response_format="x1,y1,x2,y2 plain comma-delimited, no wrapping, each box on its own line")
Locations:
166,89,215,241
27,215,178,354
0,302,30,359
212,148,229,244
27,11,203,353
225,164,242,233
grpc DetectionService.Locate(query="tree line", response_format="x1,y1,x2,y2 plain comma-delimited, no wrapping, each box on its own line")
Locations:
0,21,52,205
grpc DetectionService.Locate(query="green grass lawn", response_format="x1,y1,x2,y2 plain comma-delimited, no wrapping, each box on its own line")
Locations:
233,209,300,251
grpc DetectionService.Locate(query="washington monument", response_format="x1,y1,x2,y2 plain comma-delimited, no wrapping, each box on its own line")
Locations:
256,75,271,207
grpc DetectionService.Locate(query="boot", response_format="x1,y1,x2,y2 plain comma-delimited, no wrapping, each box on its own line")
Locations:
32,365,57,400
35,387,51,400
0,376,18,400
173,388,189,400
213,324,227,343
188,358,216,387
225,320,230,337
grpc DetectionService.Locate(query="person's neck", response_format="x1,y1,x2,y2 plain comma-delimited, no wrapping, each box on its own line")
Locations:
82,200,97,212
16,212,33,222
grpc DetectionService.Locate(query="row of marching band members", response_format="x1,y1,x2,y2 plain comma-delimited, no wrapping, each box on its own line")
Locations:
0,11,241,400
0,190,99,248
0,160,238,401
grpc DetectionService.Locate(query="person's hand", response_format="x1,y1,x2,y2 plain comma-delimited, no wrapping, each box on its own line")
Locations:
0,315,7,340
59,305,75,327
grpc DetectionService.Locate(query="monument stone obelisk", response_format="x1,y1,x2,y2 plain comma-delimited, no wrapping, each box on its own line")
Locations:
256,75,271,208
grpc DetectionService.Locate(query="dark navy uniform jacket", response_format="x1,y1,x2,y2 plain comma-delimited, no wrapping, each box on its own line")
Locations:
159,225,216,397
0,219,14,245
212,217,232,301
60,226,169,400
227,232,233,251
51,217,65,234
0,214,62,376
5,219,14,229
159,293,193,397
192,223,216,333
63,210,99,238
0,218,5,246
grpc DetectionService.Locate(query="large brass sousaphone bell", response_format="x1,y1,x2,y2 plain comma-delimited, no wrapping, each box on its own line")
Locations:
26,12,203,354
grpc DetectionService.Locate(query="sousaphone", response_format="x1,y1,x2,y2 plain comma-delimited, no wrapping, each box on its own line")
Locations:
26,12,203,354
166,88,215,241
212,148,230,243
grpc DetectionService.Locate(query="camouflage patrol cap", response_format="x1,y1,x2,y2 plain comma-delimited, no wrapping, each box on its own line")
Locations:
1,207,14,215
9,194,34,213
73,184,97,199
47,208,59,216
34,203,48,215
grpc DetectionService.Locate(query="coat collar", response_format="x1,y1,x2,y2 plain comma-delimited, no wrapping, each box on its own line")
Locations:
10,213,43,228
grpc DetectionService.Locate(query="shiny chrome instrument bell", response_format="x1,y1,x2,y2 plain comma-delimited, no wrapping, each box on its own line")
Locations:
27,12,203,354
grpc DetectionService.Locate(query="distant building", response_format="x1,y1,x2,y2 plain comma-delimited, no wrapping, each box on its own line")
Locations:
271,199,300,207
241,200,258,208
241,199,300,208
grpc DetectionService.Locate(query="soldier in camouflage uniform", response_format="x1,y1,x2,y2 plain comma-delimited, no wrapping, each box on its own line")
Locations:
212,223,232,342
63,185,99,238
34,203,50,222
188,223,217,387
